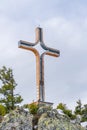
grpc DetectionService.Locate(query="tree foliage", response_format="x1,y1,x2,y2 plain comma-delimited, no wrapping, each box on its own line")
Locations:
0,104,6,116
57,100,87,122
81,104,87,122
74,99,82,115
0,66,23,112
57,103,66,111
24,103,39,115
57,103,76,120
29,103,39,115
74,99,87,122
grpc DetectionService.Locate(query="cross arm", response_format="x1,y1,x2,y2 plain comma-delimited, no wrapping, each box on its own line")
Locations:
18,39,41,101
36,27,60,56
41,42,60,56
18,27,40,46
18,40,39,56
18,40,37,47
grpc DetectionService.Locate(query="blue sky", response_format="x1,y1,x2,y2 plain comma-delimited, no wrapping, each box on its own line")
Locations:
0,0,87,109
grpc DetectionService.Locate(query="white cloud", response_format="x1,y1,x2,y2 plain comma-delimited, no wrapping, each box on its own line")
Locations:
43,16,87,51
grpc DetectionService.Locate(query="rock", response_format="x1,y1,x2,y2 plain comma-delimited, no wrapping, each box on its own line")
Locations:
37,105,52,116
0,105,86,130
0,116,3,123
38,106,85,130
0,107,33,130
81,122,87,129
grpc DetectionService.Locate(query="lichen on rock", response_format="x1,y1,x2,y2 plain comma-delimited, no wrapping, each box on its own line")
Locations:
0,107,33,130
38,106,85,130
0,105,86,130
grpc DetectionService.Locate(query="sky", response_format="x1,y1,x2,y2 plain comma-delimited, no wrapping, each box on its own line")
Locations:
0,0,87,110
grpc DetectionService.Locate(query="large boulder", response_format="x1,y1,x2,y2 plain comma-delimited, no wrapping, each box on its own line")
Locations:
0,107,33,130
0,105,86,130
38,106,85,130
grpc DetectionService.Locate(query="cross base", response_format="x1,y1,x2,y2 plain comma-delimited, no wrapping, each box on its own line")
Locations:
32,100,53,107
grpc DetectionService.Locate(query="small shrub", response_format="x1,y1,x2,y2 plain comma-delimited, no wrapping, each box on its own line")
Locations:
24,103,39,115
0,104,6,116
29,103,39,115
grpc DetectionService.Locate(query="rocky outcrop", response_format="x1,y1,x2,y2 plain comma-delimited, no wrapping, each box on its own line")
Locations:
0,105,86,130
37,106,85,130
0,107,33,130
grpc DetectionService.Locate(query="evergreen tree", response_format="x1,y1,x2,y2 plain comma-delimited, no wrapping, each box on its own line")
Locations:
81,104,87,122
0,66,23,112
74,99,82,115
57,103,66,111
57,103,76,120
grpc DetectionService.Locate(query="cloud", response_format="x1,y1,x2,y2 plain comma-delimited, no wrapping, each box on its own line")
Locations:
43,16,87,50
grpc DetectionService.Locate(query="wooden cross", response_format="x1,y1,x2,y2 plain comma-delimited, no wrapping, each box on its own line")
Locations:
18,27,60,102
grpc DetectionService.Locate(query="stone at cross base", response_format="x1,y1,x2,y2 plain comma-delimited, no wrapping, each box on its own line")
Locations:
18,27,60,106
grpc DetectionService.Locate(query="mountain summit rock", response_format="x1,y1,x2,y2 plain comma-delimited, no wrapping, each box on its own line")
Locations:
0,106,85,130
